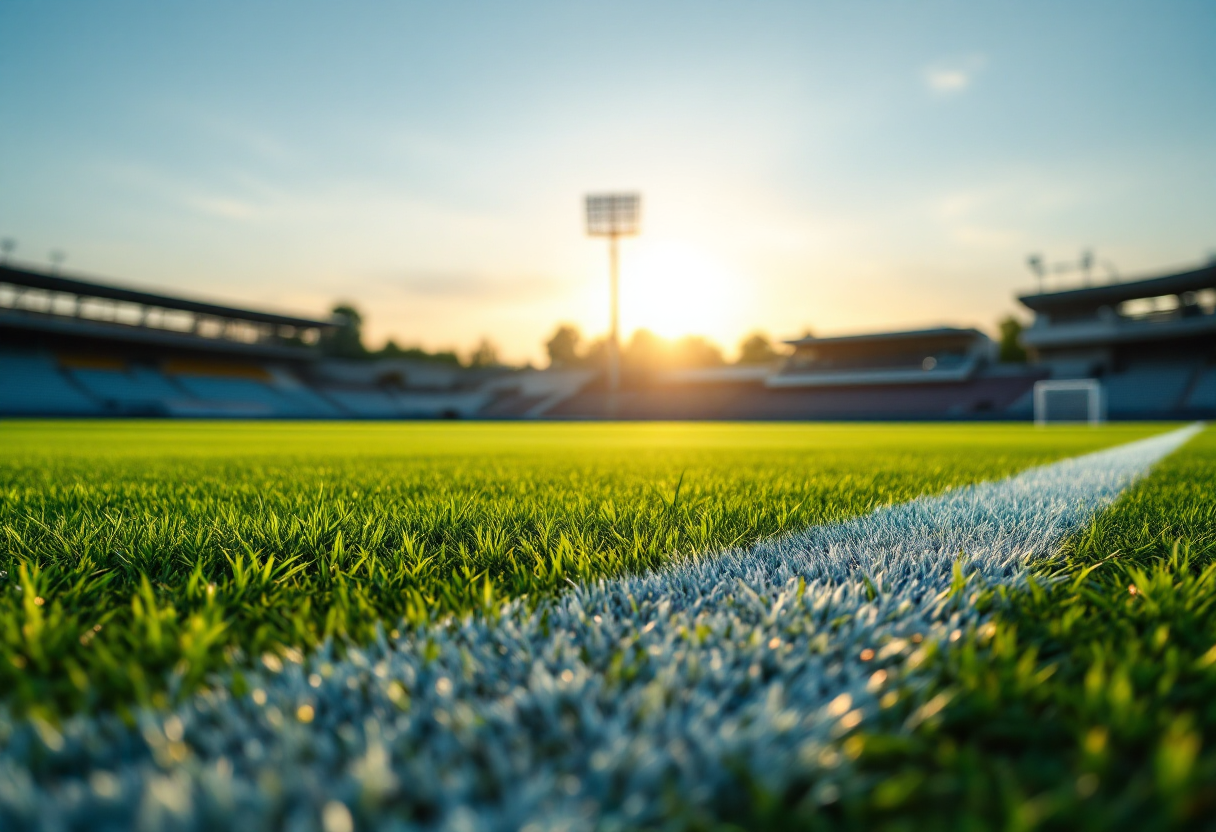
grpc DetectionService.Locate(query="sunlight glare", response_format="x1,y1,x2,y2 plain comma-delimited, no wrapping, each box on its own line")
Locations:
621,241,737,341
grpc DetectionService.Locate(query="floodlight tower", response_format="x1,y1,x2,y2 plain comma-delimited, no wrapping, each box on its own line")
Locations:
585,193,641,404
1026,253,1046,293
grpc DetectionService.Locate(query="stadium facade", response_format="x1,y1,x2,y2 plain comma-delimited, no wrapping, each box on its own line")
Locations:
1,259,1211,420
0,263,579,419
1017,263,1216,418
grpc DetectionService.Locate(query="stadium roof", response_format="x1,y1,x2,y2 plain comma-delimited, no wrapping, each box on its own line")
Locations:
0,263,333,329
1018,263,1216,314
783,326,986,347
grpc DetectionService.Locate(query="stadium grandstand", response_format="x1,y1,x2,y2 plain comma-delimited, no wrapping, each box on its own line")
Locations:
552,262,1216,421
1017,261,1216,419
0,262,564,419
548,327,1043,419
3,257,1211,421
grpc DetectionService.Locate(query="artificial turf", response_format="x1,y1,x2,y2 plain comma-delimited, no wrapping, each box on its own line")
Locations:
0,421,1160,719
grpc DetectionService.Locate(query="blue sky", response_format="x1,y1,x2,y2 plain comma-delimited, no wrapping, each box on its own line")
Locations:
2,1,1214,362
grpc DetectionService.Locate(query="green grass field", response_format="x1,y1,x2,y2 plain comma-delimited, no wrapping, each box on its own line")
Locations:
848,427,1216,829
2,420,1211,831
0,421,1157,719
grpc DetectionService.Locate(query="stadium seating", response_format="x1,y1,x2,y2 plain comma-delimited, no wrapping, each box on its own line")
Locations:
170,376,280,415
171,374,342,417
68,365,183,414
0,346,503,420
0,350,103,415
317,389,495,418
395,391,493,418
264,374,346,417
319,389,403,417
1103,363,1199,416
478,392,550,417
548,374,1037,420
1184,367,1216,411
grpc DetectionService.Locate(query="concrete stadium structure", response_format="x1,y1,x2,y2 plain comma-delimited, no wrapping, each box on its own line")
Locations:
550,327,1041,419
1017,262,1216,419
1,259,1211,420
0,263,586,419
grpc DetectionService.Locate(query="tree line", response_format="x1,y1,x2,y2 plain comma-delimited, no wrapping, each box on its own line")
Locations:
323,302,1029,369
544,325,786,371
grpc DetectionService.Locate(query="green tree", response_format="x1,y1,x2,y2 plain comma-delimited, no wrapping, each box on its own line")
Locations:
998,315,1028,363
406,348,462,366
671,335,725,368
737,332,780,365
545,324,583,368
468,338,501,368
377,340,462,365
622,329,667,370
621,330,726,371
322,303,367,358
581,336,609,370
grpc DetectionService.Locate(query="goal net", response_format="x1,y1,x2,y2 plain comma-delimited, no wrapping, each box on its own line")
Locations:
1034,379,1105,425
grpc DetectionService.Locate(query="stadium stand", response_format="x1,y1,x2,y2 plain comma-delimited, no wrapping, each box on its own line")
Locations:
771,328,992,387
1101,362,1199,416
1185,367,1216,410
1017,262,1216,418
305,389,493,419
320,390,402,417
263,370,346,417
550,330,1040,420
0,349,103,415
0,261,345,417
160,360,342,417
0,263,501,419
67,363,182,415
548,374,1039,420
477,369,597,418
3,256,1211,421
172,378,280,416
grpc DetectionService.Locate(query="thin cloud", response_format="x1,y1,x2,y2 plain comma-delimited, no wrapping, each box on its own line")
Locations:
392,272,563,301
185,195,260,220
164,104,301,164
924,55,987,95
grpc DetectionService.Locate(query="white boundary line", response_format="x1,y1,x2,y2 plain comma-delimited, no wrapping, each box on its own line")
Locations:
0,424,1202,831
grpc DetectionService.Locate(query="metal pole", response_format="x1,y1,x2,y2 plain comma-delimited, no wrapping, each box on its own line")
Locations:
607,232,621,407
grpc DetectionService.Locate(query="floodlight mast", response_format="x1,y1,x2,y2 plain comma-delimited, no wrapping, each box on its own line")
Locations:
584,193,641,410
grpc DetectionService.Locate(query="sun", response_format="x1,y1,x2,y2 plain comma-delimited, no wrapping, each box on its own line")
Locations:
619,241,736,341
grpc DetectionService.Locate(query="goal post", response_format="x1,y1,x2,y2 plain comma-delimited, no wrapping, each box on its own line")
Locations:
1033,379,1105,425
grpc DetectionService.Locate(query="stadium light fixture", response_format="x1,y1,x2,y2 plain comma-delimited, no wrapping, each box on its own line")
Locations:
1027,250,1118,292
585,193,641,406
1080,248,1093,285
1026,253,1045,293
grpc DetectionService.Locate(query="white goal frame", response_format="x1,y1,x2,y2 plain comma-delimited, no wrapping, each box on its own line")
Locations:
1034,379,1105,425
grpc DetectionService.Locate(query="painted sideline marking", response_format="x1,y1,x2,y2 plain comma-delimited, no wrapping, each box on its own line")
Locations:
0,424,1201,830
